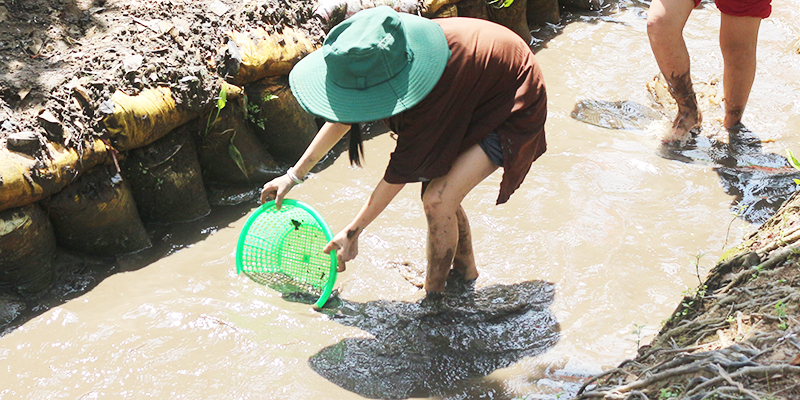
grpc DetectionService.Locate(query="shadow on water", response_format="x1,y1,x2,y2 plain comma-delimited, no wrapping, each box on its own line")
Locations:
658,128,800,224
571,99,800,225
306,276,561,399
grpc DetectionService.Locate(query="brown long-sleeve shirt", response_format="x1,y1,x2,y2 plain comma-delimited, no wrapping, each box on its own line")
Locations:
383,17,548,205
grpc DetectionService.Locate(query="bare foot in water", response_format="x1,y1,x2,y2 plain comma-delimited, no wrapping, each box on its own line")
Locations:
661,109,702,145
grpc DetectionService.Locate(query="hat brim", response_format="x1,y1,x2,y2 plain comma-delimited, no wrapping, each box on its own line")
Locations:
288,12,450,124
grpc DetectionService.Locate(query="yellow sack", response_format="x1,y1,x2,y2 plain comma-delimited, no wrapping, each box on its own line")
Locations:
225,27,317,86
102,86,198,151
0,139,110,212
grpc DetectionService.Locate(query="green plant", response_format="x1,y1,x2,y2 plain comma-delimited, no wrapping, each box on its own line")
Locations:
659,388,680,399
723,204,748,251
775,301,787,318
774,301,788,330
226,130,248,179
205,84,228,136
751,264,764,280
786,149,800,185
631,323,645,349
487,0,514,8
245,92,277,131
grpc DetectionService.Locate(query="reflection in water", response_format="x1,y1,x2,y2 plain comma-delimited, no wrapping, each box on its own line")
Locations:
309,278,560,399
659,128,800,224
571,98,799,225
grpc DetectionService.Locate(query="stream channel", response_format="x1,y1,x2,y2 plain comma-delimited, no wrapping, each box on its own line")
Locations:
2,0,800,399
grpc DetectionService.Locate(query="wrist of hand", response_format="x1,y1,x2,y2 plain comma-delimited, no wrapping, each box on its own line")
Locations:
286,168,305,185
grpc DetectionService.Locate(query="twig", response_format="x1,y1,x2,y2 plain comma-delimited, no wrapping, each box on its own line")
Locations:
684,365,800,397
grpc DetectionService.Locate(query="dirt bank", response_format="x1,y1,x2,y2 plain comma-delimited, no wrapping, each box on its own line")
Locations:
0,0,325,147
576,192,800,399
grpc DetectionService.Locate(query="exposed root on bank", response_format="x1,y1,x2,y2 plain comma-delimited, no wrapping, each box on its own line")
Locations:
575,192,800,400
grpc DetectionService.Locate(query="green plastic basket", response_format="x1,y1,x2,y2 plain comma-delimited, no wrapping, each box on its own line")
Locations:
236,199,337,309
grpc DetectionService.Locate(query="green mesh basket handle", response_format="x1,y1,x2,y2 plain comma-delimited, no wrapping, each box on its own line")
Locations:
236,199,338,309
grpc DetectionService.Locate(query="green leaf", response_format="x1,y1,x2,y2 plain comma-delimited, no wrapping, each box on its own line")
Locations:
486,0,514,8
786,149,800,171
217,84,228,110
228,135,248,179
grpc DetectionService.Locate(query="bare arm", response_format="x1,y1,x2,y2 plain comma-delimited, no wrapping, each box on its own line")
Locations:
323,179,405,270
260,122,352,207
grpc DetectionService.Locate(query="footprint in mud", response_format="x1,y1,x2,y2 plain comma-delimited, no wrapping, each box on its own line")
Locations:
309,279,560,399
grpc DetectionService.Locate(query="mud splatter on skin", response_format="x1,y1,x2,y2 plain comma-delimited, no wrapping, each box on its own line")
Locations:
452,207,475,276
346,227,359,239
726,107,745,128
666,70,702,135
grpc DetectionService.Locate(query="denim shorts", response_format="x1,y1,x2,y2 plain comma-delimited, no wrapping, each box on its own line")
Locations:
478,131,504,167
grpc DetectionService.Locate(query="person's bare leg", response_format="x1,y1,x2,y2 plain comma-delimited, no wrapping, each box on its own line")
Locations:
647,0,702,142
422,145,497,293
719,13,761,129
452,205,478,280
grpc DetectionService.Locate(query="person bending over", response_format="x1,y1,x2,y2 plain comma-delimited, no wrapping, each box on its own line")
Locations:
260,6,547,294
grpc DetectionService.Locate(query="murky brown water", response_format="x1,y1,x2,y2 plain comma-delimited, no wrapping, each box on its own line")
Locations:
2,1,800,399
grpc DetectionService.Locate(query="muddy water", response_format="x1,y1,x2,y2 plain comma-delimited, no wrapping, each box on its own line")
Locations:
2,2,800,399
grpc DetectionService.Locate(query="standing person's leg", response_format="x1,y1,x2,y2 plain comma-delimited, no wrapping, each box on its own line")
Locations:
422,144,498,293
719,13,761,129
647,0,701,142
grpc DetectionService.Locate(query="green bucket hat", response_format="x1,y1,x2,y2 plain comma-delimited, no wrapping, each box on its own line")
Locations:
288,6,451,123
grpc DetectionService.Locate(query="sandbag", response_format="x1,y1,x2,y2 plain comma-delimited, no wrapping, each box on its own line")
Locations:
527,0,560,27
421,0,460,16
222,27,317,87
0,204,57,294
40,165,152,256
0,139,110,213
314,0,422,26
488,0,532,44
101,83,245,152
196,101,282,185
122,127,211,224
559,0,602,11
245,76,319,163
102,86,202,152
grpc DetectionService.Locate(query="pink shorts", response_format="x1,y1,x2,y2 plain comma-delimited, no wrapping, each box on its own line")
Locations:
694,0,772,18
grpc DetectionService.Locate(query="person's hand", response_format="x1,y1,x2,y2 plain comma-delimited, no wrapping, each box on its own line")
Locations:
259,174,297,208
323,227,360,272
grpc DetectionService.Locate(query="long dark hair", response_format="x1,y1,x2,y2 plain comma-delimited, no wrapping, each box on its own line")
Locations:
348,123,364,167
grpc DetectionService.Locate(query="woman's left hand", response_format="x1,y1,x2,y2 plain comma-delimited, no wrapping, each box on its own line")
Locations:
323,226,361,272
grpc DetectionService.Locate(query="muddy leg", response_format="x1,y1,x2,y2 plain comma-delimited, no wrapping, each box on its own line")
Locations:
647,0,702,143
423,145,497,293
719,13,761,130
452,205,478,280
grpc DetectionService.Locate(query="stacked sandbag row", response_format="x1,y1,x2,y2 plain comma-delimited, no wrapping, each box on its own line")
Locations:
0,28,321,296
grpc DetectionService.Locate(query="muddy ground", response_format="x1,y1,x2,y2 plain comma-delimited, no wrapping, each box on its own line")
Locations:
0,0,325,149
2,0,799,399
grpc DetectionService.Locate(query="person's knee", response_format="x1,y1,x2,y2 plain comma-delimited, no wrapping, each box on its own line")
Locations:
422,189,457,225
646,13,674,39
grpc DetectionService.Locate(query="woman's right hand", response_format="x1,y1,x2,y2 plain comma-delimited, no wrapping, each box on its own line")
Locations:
260,174,297,208
323,226,361,272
